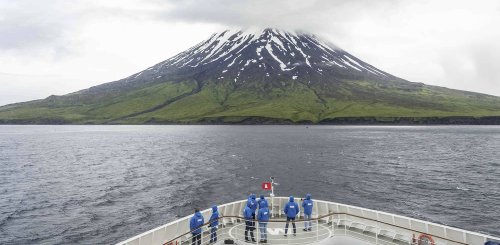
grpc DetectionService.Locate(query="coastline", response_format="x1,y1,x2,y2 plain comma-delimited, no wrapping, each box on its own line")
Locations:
2,116,500,125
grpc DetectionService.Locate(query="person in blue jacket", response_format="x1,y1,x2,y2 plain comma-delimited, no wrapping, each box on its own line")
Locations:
258,194,268,209
243,202,256,242
189,208,204,245
302,194,313,231
283,196,299,236
247,194,258,219
257,201,270,243
208,205,219,244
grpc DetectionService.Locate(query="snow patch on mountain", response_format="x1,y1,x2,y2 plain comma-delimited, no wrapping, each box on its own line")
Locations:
125,28,393,84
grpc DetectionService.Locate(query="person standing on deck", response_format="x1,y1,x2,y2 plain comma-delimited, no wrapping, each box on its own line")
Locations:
258,194,268,209
208,205,219,244
247,194,258,219
302,194,313,231
257,201,270,243
283,196,299,236
189,208,204,245
244,202,256,242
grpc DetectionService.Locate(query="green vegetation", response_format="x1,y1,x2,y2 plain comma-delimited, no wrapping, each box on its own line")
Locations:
1,78,500,124
0,80,198,124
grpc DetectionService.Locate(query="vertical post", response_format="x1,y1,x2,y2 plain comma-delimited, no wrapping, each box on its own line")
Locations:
270,178,275,197
271,196,274,218
331,215,334,237
316,219,319,241
344,216,347,236
256,222,259,245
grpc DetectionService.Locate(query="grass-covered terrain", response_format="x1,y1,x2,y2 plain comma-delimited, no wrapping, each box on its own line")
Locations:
1,77,500,124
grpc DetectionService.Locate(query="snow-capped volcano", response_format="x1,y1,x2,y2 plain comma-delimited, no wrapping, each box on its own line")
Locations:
3,28,500,124
118,28,394,87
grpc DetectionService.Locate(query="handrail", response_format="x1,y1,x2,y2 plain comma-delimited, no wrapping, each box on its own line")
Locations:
163,211,469,245
162,219,222,245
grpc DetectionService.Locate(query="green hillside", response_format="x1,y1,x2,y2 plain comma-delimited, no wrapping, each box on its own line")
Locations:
1,78,500,124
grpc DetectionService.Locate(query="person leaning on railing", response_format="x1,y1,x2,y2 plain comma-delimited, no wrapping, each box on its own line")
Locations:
257,201,270,243
283,196,300,236
243,202,256,242
208,205,219,244
302,194,313,232
189,208,204,245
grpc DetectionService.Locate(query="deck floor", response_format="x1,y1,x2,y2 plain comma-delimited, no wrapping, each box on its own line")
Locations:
198,218,390,245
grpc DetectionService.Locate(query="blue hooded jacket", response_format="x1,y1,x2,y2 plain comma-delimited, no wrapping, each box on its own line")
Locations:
258,195,268,209
247,194,257,214
284,196,299,218
243,202,253,221
190,211,204,234
302,194,313,215
257,202,270,222
209,205,219,227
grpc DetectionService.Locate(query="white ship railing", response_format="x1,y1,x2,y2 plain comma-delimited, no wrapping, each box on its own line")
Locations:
116,197,500,245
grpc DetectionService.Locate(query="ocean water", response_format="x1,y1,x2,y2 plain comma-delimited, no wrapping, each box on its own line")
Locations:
0,125,499,244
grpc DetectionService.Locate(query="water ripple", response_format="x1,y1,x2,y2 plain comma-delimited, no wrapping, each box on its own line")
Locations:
0,125,499,244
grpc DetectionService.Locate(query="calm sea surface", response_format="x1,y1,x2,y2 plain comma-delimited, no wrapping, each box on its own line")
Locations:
0,125,499,244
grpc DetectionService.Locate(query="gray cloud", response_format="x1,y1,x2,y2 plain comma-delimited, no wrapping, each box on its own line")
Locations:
159,0,400,35
0,0,75,55
439,42,500,93
0,0,499,104
0,0,159,55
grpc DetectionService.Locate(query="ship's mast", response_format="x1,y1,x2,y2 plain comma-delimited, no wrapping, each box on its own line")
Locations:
270,176,276,197
270,176,278,217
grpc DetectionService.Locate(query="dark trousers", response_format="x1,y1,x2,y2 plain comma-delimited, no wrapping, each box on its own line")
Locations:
191,233,201,245
285,217,296,234
210,226,217,243
245,220,255,241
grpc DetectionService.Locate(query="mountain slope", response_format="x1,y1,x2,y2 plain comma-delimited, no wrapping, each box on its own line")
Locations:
1,28,500,124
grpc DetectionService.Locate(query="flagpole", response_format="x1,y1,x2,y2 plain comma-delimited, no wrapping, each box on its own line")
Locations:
270,176,275,197
270,177,275,218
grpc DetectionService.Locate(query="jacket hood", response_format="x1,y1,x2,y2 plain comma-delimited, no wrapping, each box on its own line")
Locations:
251,194,256,199
195,211,202,217
212,205,218,212
260,194,265,199
306,194,311,200
289,196,294,202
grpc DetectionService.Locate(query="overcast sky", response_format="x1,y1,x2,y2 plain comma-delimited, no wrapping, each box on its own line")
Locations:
1,0,500,106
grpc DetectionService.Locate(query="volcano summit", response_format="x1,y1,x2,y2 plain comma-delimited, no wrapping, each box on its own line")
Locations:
1,28,500,124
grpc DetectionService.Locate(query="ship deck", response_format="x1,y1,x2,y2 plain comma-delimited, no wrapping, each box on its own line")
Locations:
117,197,500,245
209,217,379,245
209,216,416,245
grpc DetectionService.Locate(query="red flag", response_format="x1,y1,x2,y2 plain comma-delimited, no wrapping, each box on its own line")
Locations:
262,182,272,190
